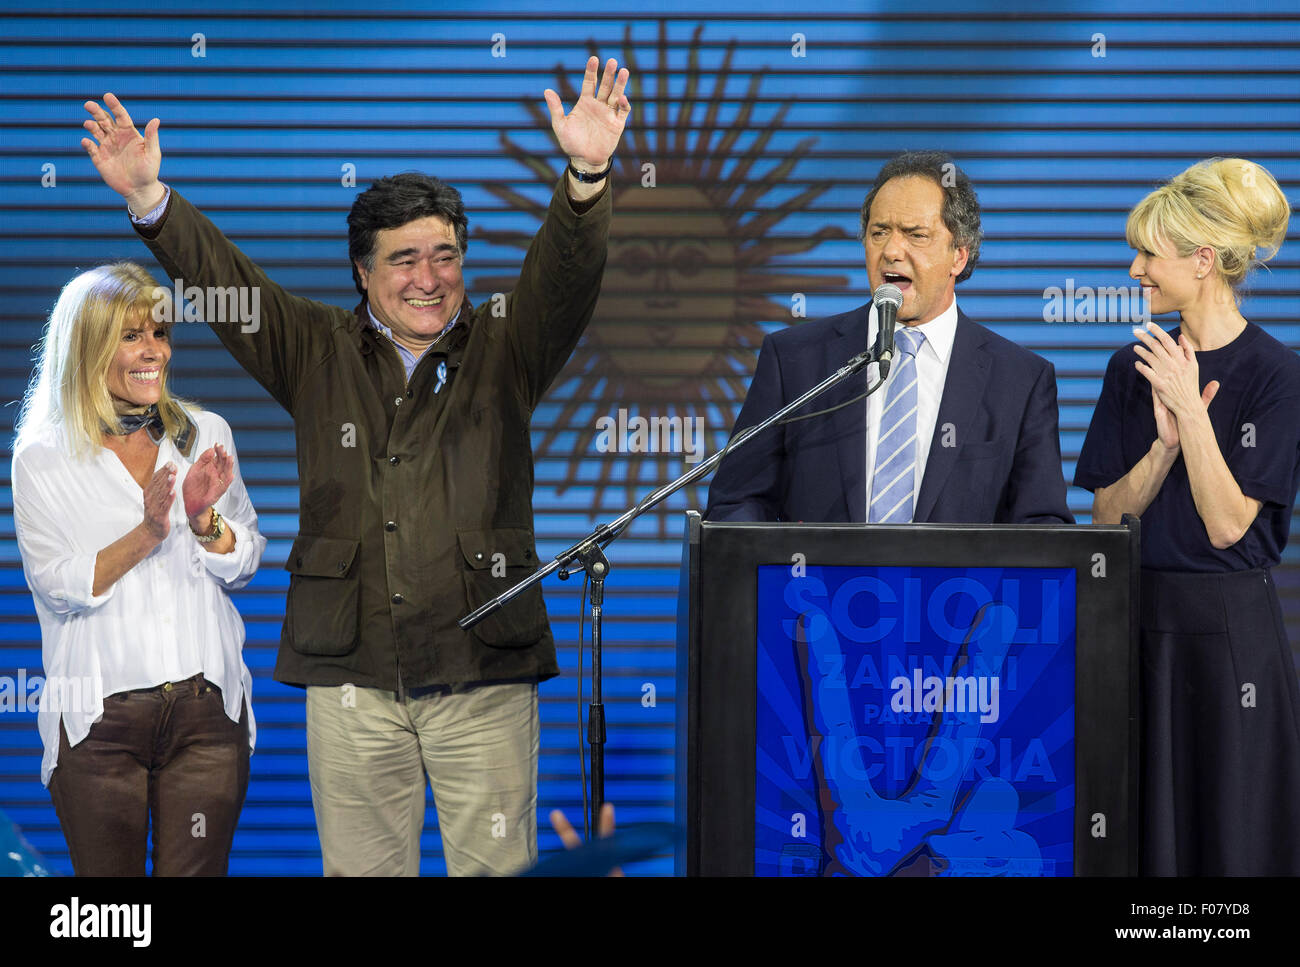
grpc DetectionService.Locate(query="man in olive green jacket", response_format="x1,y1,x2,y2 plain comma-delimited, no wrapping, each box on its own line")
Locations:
82,57,632,876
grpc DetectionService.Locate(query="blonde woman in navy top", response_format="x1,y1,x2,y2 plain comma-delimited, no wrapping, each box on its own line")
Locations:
1075,159,1300,875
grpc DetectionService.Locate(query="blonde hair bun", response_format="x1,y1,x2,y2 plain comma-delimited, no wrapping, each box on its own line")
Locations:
1125,157,1290,290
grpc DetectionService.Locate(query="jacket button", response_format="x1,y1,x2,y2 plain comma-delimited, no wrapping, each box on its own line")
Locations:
296,556,304,568
337,562,347,573
385,521,397,532
392,593,405,605
475,552,483,561
394,396,403,406
389,456,401,466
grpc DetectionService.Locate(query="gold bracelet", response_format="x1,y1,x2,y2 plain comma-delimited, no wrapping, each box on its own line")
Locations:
192,508,225,544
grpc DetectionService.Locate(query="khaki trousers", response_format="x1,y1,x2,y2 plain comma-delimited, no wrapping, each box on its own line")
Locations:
305,680,538,876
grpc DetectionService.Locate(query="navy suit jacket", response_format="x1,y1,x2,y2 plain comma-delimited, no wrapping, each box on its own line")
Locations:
705,304,1074,524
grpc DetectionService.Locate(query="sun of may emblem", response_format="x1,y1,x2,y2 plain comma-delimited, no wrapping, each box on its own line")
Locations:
474,22,848,534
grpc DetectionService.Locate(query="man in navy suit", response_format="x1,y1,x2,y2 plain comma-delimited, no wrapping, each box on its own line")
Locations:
706,151,1072,525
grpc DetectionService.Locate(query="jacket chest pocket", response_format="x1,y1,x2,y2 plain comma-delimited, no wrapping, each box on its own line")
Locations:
284,535,362,657
458,528,548,647
951,438,1011,517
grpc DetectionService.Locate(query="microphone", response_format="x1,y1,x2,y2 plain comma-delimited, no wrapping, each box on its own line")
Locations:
873,283,903,378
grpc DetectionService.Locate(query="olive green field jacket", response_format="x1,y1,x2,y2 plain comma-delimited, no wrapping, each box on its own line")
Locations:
134,178,611,688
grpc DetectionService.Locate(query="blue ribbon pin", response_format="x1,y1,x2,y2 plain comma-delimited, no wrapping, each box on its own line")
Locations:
435,360,448,394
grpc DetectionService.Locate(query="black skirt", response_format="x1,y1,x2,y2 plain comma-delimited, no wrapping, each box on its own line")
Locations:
1140,568,1300,876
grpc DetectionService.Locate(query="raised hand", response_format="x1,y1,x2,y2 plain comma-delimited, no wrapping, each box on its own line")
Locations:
549,803,623,877
544,56,631,169
183,445,234,522
795,601,1019,877
81,92,165,212
142,463,177,543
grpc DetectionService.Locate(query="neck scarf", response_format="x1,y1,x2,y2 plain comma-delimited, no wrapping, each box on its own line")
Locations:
107,399,165,442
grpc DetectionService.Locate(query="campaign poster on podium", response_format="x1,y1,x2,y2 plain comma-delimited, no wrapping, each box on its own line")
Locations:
755,564,1077,877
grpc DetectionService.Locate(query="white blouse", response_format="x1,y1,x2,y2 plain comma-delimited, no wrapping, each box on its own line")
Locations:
11,409,265,786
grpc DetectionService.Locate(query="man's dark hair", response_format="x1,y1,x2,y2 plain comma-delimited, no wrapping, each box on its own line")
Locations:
347,173,470,296
858,151,982,284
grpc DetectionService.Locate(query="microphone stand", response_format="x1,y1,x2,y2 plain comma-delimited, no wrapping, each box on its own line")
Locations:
459,345,888,836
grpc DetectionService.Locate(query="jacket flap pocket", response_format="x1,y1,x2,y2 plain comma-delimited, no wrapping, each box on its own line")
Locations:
457,528,537,570
285,535,360,577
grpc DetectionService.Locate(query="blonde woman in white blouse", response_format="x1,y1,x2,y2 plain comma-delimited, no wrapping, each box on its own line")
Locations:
12,262,265,876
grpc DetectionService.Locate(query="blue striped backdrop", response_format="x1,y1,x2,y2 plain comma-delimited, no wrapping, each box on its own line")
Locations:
1,0,1296,875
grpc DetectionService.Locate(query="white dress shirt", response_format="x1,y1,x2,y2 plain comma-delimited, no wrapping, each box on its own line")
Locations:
12,409,264,786
864,297,959,513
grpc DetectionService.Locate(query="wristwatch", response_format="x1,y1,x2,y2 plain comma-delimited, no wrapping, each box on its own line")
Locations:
567,158,613,183
192,508,226,544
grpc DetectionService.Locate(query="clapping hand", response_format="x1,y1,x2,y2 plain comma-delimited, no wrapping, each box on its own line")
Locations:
141,463,177,543
1133,322,1219,450
183,445,235,525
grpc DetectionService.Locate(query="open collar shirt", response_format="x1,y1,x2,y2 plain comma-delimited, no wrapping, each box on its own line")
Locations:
12,410,265,785
864,297,959,509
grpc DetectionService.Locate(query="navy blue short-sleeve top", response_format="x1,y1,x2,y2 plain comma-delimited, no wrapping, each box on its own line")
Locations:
1074,323,1300,572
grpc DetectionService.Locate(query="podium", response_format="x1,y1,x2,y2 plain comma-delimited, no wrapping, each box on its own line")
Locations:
675,513,1139,877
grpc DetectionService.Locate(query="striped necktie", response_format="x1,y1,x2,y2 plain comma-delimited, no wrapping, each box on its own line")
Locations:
869,326,926,523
